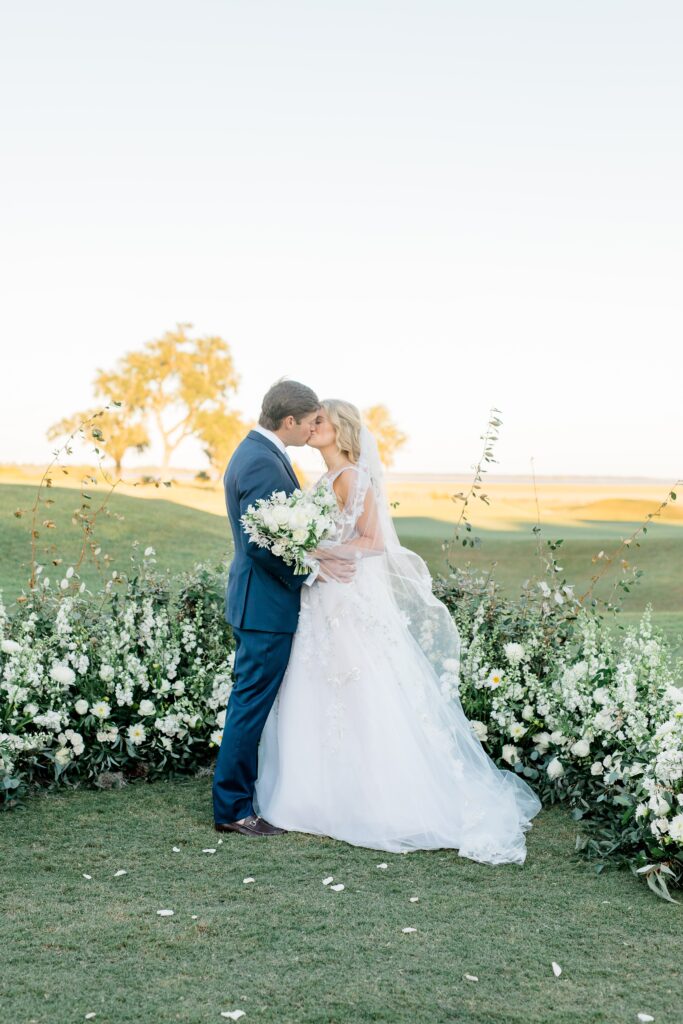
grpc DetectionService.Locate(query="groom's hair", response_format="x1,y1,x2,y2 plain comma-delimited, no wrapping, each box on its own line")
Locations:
259,379,320,430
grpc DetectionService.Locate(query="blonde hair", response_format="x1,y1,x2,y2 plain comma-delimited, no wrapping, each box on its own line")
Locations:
322,399,362,463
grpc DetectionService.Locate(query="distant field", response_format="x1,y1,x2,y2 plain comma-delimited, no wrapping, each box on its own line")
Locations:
1,475,681,653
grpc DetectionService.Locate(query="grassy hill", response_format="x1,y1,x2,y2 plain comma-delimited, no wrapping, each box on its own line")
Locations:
2,482,681,651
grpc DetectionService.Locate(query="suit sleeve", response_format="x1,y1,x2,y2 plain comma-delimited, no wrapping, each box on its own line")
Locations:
237,458,310,592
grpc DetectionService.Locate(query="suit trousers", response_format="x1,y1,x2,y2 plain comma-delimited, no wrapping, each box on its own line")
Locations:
212,626,294,824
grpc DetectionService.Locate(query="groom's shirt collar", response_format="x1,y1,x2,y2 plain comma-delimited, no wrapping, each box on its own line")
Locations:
253,424,291,461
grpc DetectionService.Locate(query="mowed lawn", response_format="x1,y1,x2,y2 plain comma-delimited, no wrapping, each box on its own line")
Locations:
1,777,681,1024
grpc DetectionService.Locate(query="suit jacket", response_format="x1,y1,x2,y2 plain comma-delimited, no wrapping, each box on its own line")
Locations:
224,430,310,633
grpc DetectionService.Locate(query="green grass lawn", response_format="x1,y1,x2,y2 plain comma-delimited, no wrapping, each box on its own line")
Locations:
2,776,681,1024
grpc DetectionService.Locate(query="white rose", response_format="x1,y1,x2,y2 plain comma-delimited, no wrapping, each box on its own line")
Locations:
99,665,115,683
547,757,565,780
590,761,604,776
271,505,291,527
262,512,279,532
469,720,488,742
50,663,76,687
1,639,22,655
271,542,286,557
74,699,89,715
501,744,519,765
138,700,156,716
54,747,72,766
668,814,683,842
570,738,591,758
292,528,308,545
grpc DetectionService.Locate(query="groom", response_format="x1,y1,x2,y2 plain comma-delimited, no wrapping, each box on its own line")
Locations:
212,379,322,836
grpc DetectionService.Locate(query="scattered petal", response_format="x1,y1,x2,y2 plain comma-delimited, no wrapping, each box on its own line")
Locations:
243,877,255,884
409,896,419,903
464,975,478,983
402,927,417,934
85,1015,97,1020
202,848,217,854
114,870,127,877
172,846,181,853
637,1016,654,1023
221,1012,246,1020
191,915,198,920
322,876,334,886
551,962,562,978
377,863,388,870
82,874,92,880
217,839,223,844
156,909,174,917
329,883,345,892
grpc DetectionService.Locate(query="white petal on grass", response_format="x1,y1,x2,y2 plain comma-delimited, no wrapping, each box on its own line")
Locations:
377,863,388,870
217,839,223,844
82,874,92,880
85,1014,97,1020
202,848,217,854
637,1015,655,1023
221,1012,246,1020
243,877,255,884
464,975,478,983
552,962,562,978
322,876,334,886
172,846,181,853
409,896,419,903
114,870,127,877
402,927,417,933
156,909,174,917
329,883,345,892
191,915,198,920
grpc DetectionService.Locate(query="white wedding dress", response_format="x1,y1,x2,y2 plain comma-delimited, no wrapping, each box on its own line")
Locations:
253,427,542,865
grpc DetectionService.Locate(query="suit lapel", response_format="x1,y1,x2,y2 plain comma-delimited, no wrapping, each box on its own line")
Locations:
247,430,300,488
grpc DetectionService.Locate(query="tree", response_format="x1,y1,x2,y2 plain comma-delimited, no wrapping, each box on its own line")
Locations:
195,407,252,480
362,404,407,468
47,406,150,472
94,323,241,471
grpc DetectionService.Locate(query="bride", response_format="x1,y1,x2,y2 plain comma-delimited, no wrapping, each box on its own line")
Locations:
253,400,542,865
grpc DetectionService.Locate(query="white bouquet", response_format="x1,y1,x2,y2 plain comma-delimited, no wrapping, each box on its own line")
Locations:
240,481,340,574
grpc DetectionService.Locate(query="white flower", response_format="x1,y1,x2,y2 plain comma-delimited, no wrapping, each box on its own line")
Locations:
635,803,648,819
501,744,519,765
23,703,39,717
485,669,504,689
74,699,89,715
592,687,609,705
668,814,683,842
509,722,527,741
503,642,525,664
590,762,604,776
469,720,488,742
55,747,72,766
547,757,565,780
210,729,223,745
99,665,115,683
533,732,551,753
650,817,669,837
537,581,551,597
144,546,155,557
1,639,22,655
138,699,156,716
50,663,76,687
521,705,534,721
648,794,670,816
91,701,111,720
570,738,591,758
127,723,146,746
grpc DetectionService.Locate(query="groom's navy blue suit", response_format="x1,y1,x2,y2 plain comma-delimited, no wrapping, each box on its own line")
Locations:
212,429,310,824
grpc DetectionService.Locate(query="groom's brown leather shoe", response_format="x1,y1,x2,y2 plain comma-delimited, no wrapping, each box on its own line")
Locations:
214,814,287,836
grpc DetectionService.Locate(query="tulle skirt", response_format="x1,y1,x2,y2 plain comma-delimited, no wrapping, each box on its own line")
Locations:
254,559,542,865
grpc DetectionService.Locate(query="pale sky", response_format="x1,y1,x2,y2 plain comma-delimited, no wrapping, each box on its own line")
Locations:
1,1,681,478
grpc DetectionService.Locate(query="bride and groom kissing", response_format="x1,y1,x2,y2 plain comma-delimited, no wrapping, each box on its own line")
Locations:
212,379,541,864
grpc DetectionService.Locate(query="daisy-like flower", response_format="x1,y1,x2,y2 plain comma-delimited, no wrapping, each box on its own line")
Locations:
127,723,146,746
91,701,111,720
486,669,504,689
